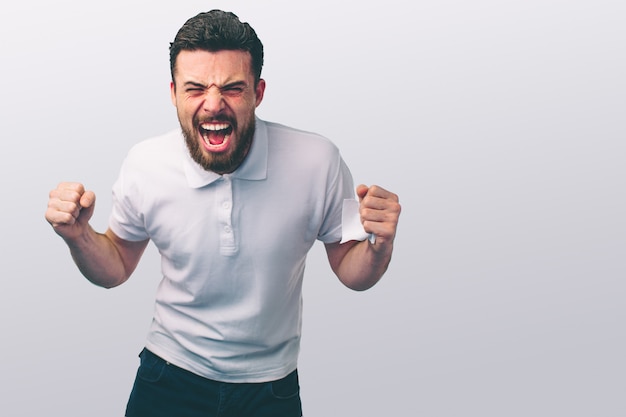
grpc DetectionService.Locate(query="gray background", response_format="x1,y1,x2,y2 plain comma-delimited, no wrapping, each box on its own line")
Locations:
1,0,624,416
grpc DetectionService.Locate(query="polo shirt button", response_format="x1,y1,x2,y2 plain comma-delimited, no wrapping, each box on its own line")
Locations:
224,225,231,233
222,201,231,209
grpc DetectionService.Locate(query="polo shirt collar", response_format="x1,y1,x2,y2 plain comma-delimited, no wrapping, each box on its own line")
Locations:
182,117,268,188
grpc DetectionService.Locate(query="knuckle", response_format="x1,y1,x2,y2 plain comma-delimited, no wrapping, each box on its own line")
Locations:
59,182,84,193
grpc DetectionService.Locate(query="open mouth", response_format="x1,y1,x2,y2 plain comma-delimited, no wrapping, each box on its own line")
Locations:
199,122,233,150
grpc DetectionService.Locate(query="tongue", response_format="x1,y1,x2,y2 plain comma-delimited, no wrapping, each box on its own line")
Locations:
208,131,227,145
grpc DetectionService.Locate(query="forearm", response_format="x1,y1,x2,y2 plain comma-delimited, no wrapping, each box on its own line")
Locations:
46,183,147,287
326,240,394,291
64,227,129,288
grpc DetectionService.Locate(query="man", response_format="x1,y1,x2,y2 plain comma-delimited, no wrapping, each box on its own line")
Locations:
45,10,400,417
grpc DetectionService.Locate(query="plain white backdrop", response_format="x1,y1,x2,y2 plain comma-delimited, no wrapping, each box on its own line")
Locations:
1,1,624,416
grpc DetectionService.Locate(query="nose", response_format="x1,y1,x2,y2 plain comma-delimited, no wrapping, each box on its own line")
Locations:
202,87,224,114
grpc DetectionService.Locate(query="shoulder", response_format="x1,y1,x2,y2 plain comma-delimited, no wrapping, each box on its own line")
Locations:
116,129,188,190
262,120,340,157
121,129,184,171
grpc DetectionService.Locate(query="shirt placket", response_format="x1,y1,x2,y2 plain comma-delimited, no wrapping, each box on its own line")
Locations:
217,175,237,256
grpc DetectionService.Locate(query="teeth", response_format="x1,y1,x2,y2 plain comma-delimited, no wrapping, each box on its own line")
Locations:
201,123,229,131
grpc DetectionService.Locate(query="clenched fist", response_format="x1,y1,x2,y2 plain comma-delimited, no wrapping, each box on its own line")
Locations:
45,182,96,241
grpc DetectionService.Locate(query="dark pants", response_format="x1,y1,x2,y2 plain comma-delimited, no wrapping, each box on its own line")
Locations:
125,349,303,417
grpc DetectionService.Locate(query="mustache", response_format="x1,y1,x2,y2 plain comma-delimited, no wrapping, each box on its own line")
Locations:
195,115,235,125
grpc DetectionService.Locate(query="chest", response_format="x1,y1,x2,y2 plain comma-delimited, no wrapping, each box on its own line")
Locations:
141,175,325,263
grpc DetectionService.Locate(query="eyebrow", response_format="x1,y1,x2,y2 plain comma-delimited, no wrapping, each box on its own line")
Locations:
182,81,207,89
182,80,248,89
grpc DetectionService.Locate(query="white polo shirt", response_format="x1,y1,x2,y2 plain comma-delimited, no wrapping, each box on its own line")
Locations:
109,118,355,383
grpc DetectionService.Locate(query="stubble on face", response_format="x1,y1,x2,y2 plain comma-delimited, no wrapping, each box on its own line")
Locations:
181,112,256,175
172,50,264,175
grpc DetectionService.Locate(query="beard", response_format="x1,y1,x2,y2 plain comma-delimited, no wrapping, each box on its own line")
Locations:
181,113,256,175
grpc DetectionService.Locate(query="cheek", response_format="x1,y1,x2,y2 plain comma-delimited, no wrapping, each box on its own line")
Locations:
234,96,258,115
178,100,200,119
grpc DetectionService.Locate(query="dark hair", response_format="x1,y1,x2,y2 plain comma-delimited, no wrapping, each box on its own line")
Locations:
169,10,264,85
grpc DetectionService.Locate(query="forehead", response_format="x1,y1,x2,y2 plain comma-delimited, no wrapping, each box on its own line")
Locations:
174,49,254,83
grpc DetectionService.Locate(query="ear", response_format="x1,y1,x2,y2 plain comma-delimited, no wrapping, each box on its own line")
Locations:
170,81,177,107
254,79,266,107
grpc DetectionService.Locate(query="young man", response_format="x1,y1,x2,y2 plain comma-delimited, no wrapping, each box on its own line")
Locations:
45,10,400,417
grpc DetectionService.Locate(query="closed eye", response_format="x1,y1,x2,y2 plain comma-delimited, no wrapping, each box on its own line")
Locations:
181,81,248,98
184,82,206,96
220,84,247,98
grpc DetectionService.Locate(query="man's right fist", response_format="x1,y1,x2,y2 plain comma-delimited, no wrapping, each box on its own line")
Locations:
45,182,96,240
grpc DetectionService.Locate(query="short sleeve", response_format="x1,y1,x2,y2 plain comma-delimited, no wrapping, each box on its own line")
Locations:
316,154,356,243
108,157,149,242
